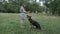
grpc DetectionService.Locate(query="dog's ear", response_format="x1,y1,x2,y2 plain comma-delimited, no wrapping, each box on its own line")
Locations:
27,15,31,17
29,15,32,18
27,15,29,16
27,15,32,18
30,16,32,17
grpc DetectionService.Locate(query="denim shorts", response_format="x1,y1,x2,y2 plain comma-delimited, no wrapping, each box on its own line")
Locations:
20,13,25,20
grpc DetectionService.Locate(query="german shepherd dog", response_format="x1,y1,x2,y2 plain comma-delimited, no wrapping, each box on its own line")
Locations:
27,15,41,30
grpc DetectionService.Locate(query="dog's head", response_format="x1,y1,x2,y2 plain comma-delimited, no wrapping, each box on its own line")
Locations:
27,15,32,19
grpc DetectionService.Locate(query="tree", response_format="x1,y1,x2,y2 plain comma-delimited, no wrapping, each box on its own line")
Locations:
45,0,60,16
0,0,43,13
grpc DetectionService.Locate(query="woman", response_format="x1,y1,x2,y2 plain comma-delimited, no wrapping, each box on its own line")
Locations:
20,4,26,28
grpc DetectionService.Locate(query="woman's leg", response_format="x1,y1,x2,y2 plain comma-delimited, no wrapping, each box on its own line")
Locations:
20,13,25,28
20,19,24,28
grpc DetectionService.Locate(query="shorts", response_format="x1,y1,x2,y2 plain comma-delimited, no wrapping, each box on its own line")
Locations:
20,13,25,20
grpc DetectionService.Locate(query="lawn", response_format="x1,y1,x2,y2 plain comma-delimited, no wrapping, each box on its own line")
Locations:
0,13,60,34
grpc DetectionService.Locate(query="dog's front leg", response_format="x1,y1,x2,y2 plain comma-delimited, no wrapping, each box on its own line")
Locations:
29,23,32,29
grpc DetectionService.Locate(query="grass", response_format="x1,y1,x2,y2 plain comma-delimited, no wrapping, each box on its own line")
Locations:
0,13,60,34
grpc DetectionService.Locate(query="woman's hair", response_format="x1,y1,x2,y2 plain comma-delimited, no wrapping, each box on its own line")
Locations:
23,4,26,8
20,3,26,10
23,4,26,10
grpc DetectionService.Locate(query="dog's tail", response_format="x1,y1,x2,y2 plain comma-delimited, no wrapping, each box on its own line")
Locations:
39,26,41,30
36,25,41,30
38,25,41,30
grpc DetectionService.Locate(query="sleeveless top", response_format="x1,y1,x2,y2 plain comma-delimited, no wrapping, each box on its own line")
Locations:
20,6,24,13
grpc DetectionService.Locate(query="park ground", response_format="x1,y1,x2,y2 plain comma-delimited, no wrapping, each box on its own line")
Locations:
0,13,60,34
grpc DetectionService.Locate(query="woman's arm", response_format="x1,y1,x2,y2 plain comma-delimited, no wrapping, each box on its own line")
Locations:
22,7,28,14
22,7,26,13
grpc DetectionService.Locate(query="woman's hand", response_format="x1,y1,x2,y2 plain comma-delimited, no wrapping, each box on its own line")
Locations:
25,12,28,14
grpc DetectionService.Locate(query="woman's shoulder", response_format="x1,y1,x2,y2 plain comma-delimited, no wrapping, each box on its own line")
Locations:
21,6,24,9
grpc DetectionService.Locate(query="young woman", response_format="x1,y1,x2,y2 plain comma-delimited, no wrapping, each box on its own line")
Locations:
20,4,26,28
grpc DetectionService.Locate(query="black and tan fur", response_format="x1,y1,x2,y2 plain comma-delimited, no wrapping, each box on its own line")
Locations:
27,15,41,30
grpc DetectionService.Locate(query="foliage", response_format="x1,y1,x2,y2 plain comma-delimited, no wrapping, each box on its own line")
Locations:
45,0,60,16
0,0,43,13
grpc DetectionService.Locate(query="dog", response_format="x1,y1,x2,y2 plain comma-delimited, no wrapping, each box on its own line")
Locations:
27,15,41,30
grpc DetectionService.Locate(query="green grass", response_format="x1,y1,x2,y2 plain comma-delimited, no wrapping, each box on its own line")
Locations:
0,13,60,34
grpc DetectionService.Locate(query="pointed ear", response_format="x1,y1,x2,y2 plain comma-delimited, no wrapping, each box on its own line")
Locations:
30,16,32,17
31,16,32,17
27,15,29,17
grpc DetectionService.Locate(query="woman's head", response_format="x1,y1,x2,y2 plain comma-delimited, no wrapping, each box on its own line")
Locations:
21,3,26,8
22,3,26,10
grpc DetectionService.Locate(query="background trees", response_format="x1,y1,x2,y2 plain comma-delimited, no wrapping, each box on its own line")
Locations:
0,0,60,16
45,0,60,16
